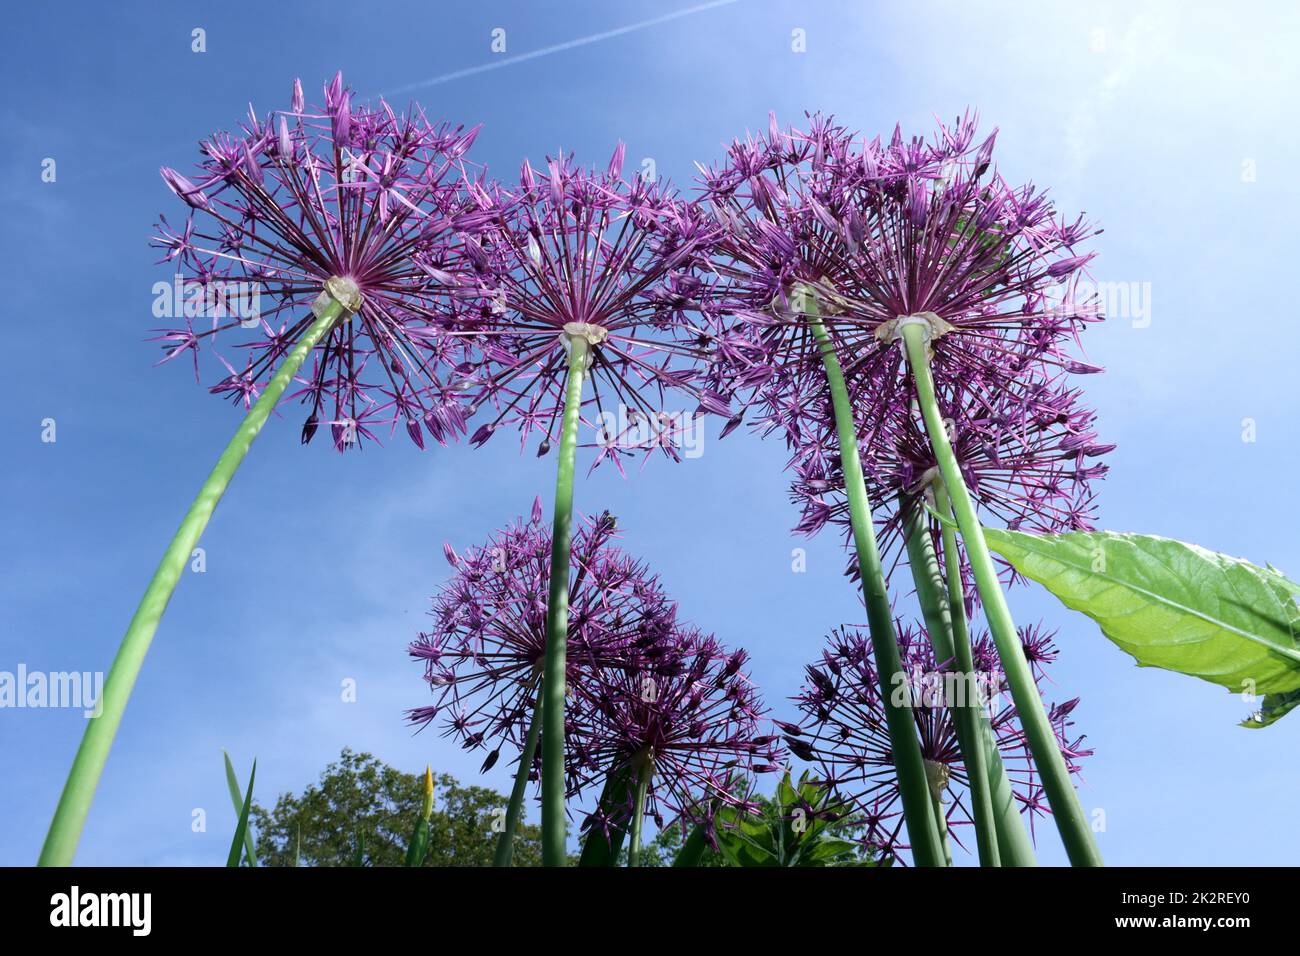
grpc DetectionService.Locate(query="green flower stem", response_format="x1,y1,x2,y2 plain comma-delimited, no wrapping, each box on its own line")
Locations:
927,772,953,867
801,288,945,868
900,494,1000,866
541,335,590,867
932,480,1037,867
39,298,347,867
627,758,653,868
493,690,543,867
899,322,1102,867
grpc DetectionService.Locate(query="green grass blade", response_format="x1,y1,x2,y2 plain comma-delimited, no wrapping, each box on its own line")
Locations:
223,750,258,867
225,759,256,868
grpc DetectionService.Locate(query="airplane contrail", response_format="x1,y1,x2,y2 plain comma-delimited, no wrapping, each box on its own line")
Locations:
11,1,742,197
379,0,742,96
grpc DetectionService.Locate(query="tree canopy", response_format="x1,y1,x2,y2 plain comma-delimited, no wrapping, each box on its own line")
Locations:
251,748,543,866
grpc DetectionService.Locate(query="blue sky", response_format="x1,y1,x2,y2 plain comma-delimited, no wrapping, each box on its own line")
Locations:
2,0,1298,866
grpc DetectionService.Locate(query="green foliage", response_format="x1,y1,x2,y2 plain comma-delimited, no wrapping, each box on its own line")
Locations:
404,767,434,867
251,749,544,867
223,751,258,867
577,767,633,867
980,527,1300,716
709,771,884,867
226,759,256,868
1242,687,1300,728
629,774,884,868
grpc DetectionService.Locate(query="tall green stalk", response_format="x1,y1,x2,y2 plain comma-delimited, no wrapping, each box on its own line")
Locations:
800,287,945,868
925,764,954,867
493,691,543,867
933,480,1037,867
540,333,590,866
39,285,354,867
900,494,1000,866
627,757,653,868
898,321,1102,867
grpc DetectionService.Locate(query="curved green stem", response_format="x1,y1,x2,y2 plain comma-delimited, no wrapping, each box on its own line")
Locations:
899,322,1102,867
900,494,1000,866
39,300,346,867
801,288,945,868
493,690,543,867
541,336,589,866
933,480,1037,867
627,758,653,868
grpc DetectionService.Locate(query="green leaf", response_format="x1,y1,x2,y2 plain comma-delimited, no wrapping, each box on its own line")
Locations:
223,751,258,867
982,528,1300,698
404,817,430,867
226,759,256,868
671,822,710,867
578,765,632,867
1242,688,1300,728
802,836,860,864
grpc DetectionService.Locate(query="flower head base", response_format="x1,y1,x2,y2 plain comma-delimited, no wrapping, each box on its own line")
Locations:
151,72,483,451
444,147,729,469
785,623,1089,862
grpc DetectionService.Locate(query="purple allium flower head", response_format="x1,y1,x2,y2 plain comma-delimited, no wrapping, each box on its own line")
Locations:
696,112,1111,581
704,111,1105,431
785,622,1089,863
571,629,784,846
151,72,483,451
406,503,679,778
442,147,728,470
692,112,868,412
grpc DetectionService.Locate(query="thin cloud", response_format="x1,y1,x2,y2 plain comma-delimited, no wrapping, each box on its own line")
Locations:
378,0,741,96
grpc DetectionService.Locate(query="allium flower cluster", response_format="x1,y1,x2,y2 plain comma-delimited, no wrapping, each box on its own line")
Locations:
571,629,784,847
406,501,676,775
694,111,1111,578
152,72,482,450
439,147,730,470
782,623,1090,862
700,111,1104,426
406,503,782,839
